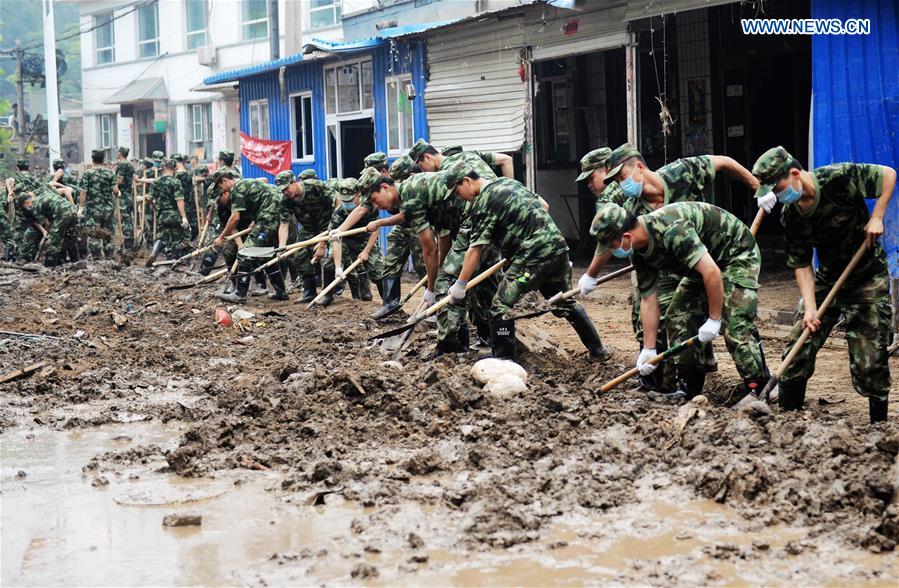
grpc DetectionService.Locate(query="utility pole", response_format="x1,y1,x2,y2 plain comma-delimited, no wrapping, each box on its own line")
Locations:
14,40,27,154
269,0,280,60
43,0,61,163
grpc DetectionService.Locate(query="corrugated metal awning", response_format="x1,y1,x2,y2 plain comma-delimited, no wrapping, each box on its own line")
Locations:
625,0,741,20
425,19,527,153
529,0,629,61
203,53,305,85
103,77,168,105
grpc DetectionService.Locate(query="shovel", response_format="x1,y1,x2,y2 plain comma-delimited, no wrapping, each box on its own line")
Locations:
308,257,364,308
754,240,870,404
399,275,428,309
599,336,700,394
510,264,635,321
145,239,164,267
371,258,508,341
246,227,367,276
165,267,229,292
153,227,252,267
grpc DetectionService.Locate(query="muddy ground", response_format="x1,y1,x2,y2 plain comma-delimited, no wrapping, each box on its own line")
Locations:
1,259,898,585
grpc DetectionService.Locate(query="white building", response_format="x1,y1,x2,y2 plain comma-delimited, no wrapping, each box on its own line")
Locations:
78,0,372,163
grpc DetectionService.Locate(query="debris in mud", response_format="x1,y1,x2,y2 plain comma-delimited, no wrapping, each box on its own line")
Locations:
350,563,378,579
162,513,202,527
15,470,26,479
91,476,109,487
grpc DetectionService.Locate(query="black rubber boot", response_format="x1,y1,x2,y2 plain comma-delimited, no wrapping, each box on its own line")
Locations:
43,253,59,267
347,275,361,299
869,397,888,424
490,318,516,361
266,266,289,301
218,262,251,303
436,337,466,356
357,271,373,301
565,304,612,361
314,261,323,287
250,270,268,297
677,367,706,400
318,265,336,307
198,251,218,276
778,378,807,411
475,321,491,348
371,276,401,320
298,274,317,303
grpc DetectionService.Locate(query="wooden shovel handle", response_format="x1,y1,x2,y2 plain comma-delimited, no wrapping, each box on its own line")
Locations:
399,276,428,307
308,257,364,307
423,258,507,319
749,208,766,236
600,336,700,394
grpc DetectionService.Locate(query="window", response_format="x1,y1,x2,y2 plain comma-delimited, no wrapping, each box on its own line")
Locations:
186,0,207,49
99,114,116,161
242,0,268,40
189,104,213,160
95,12,115,64
323,58,373,116
291,94,314,160
386,76,414,153
138,1,159,58
248,99,269,139
310,0,341,30
552,81,570,154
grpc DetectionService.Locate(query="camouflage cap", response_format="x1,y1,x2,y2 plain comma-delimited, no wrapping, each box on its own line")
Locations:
52,158,65,169
751,146,796,198
142,157,154,167
388,154,416,182
299,169,317,180
589,202,629,250
443,160,474,191
441,145,463,157
91,149,106,160
336,178,359,201
163,158,177,169
603,144,643,184
576,147,612,182
117,146,130,157
171,152,185,162
363,152,388,169
218,149,235,165
15,158,28,168
211,167,236,186
151,150,165,159
357,166,383,197
408,138,432,163
274,170,296,189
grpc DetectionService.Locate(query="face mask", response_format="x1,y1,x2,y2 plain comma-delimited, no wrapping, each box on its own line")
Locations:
341,202,357,211
776,178,801,204
611,236,632,259
619,167,643,199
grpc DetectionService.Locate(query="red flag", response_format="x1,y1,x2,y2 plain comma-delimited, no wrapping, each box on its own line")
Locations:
240,132,292,176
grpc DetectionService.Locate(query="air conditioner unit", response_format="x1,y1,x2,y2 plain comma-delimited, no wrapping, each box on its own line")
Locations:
198,46,218,66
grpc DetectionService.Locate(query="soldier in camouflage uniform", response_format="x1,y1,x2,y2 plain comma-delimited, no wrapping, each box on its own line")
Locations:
317,178,384,306
172,154,199,238
78,149,117,258
593,201,769,399
113,147,135,244
152,159,191,258
275,170,333,303
363,152,388,170
444,161,608,361
213,170,291,302
299,169,318,181
752,146,895,423
197,151,242,272
19,189,79,266
5,159,41,260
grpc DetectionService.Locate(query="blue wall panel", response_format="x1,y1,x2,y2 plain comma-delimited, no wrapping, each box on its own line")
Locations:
812,0,899,278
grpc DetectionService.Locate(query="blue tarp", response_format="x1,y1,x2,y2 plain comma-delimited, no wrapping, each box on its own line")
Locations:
812,0,899,278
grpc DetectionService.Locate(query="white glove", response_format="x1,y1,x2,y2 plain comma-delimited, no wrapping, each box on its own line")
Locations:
334,264,344,279
448,279,468,302
77,206,86,220
757,191,777,213
422,288,437,306
578,273,600,296
181,217,189,229
637,348,658,376
328,228,343,242
698,317,722,343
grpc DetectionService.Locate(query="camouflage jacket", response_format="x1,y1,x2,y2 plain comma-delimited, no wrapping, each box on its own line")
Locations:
115,161,134,194
78,167,116,212
399,171,466,238
781,163,887,287
11,171,40,194
329,203,378,234
153,175,185,221
439,151,498,181
633,202,758,299
600,156,716,216
282,179,333,234
230,179,289,229
29,190,77,224
469,177,567,263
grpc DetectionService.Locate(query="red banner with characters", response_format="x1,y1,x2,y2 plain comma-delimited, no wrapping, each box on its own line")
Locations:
239,132,292,176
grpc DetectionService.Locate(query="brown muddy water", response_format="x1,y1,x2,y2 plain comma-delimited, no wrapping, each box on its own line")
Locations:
2,422,896,586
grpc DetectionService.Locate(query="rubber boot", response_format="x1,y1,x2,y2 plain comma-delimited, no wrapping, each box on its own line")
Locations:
298,274,317,304
490,318,516,361
357,271,373,301
314,261,323,287
266,266,289,301
43,253,59,267
565,304,612,361
677,367,706,400
475,321,491,349
348,275,361,300
218,262,251,303
250,270,269,297
778,378,806,411
436,326,470,356
318,265,336,307
869,397,888,424
198,251,218,276
371,276,401,320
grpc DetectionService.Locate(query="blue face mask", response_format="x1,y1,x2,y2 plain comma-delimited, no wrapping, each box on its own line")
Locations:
619,168,643,199
341,202,357,211
611,237,632,259
776,179,801,204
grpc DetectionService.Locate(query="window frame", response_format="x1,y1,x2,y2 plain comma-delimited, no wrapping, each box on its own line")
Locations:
323,57,374,118
385,74,414,155
309,0,342,31
99,114,117,161
95,12,115,65
248,99,270,140
188,103,213,161
241,0,269,40
185,0,208,50
137,1,160,58
289,92,315,162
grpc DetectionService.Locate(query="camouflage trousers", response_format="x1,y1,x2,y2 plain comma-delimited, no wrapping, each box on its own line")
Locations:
323,235,385,283
157,212,190,257
436,230,500,343
491,251,576,321
17,224,42,261
119,190,134,240
0,212,14,246
45,212,79,258
382,224,427,278
293,227,323,278
665,270,766,380
780,272,892,401
85,209,114,258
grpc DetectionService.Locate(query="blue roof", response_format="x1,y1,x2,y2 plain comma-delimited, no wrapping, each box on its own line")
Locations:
203,52,306,85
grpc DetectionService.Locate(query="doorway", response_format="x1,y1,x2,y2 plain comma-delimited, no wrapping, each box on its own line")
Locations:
142,133,165,158
339,118,374,179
